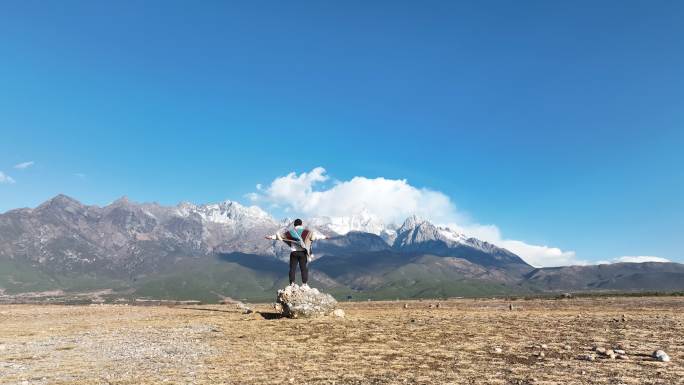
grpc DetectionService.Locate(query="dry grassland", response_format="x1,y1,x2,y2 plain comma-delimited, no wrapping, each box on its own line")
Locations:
1,297,683,384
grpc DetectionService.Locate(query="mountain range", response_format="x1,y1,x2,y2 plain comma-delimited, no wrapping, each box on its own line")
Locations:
1,195,682,302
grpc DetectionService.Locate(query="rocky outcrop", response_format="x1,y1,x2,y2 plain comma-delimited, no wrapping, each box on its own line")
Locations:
275,284,338,319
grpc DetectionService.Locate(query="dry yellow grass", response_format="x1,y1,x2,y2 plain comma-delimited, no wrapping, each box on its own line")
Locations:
1,297,683,384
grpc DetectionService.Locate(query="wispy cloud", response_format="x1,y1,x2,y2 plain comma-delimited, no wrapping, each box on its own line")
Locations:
13,161,34,170
74,173,86,178
0,171,16,184
249,167,580,267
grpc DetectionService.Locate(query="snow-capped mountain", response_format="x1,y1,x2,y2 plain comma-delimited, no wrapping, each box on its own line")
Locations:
176,200,276,227
307,209,397,244
394,215,467,247
0,194,528,277
3,194,683,300
0,195,284,275
391,215,530,270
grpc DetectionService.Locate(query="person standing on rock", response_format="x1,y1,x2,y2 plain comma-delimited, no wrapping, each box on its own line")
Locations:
265,219,328,288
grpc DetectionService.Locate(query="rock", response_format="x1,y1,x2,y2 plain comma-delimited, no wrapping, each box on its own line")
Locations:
579,354,596,361
617,354,629,360
564,345,572,351
493,347,503,354
652,350,671,362
237,302,253,314
436,303,441,308
541,344,548,350
594,347,606,355
276,284,338,319
331,309,345,318
614,349,626,355
403,303,409,309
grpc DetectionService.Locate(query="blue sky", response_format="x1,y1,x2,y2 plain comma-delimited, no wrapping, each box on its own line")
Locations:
0,1,682,265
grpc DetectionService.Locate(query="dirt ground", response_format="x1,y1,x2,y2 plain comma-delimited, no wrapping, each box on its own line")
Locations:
1,297,683,385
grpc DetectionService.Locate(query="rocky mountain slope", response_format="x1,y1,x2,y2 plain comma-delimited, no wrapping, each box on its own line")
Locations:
525,262,684,291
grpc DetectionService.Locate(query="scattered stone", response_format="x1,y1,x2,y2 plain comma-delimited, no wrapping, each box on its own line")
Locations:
541,344,548,350
331,309,345,318
560,292,573,299
493,347,503,354
436,303,442,309
237,302,253,314
403,303,409,309
509,303,513,311
428,304,435,309
564,345,572,351
614,349,626,355
652,350,671,362
617,354,629,360
275,284,338,319
579,354,596,361
605,349,616,359
594,347,606,355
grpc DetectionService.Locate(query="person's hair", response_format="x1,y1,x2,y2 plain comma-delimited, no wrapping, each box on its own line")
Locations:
293,218,303,227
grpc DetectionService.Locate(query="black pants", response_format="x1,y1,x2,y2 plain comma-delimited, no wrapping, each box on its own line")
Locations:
289,251,308,284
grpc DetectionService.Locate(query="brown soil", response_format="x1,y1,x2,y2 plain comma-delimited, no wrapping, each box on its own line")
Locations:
1,297,683,384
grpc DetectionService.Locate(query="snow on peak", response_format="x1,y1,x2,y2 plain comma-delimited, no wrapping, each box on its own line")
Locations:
309,209,392,236
176,200,275,226
398,215,428,232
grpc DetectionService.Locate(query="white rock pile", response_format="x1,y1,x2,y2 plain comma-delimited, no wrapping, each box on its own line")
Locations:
275,284,339,319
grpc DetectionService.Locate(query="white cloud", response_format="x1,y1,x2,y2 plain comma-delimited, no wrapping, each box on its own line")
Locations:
610,256,670,264
13,161,34,170
445,222,584,268
250,167,581,267
74,173,86,178
0,171,16,184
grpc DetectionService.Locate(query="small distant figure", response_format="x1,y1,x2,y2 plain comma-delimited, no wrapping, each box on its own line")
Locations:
509,303,513,311
266,218,327,287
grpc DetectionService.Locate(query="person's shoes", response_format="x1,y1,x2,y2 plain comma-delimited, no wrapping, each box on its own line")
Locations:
302,283,310,289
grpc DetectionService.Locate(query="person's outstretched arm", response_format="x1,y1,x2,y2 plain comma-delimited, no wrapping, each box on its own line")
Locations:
265,232,282,240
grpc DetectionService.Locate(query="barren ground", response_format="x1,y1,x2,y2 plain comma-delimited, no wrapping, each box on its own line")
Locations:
1,297,683,384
